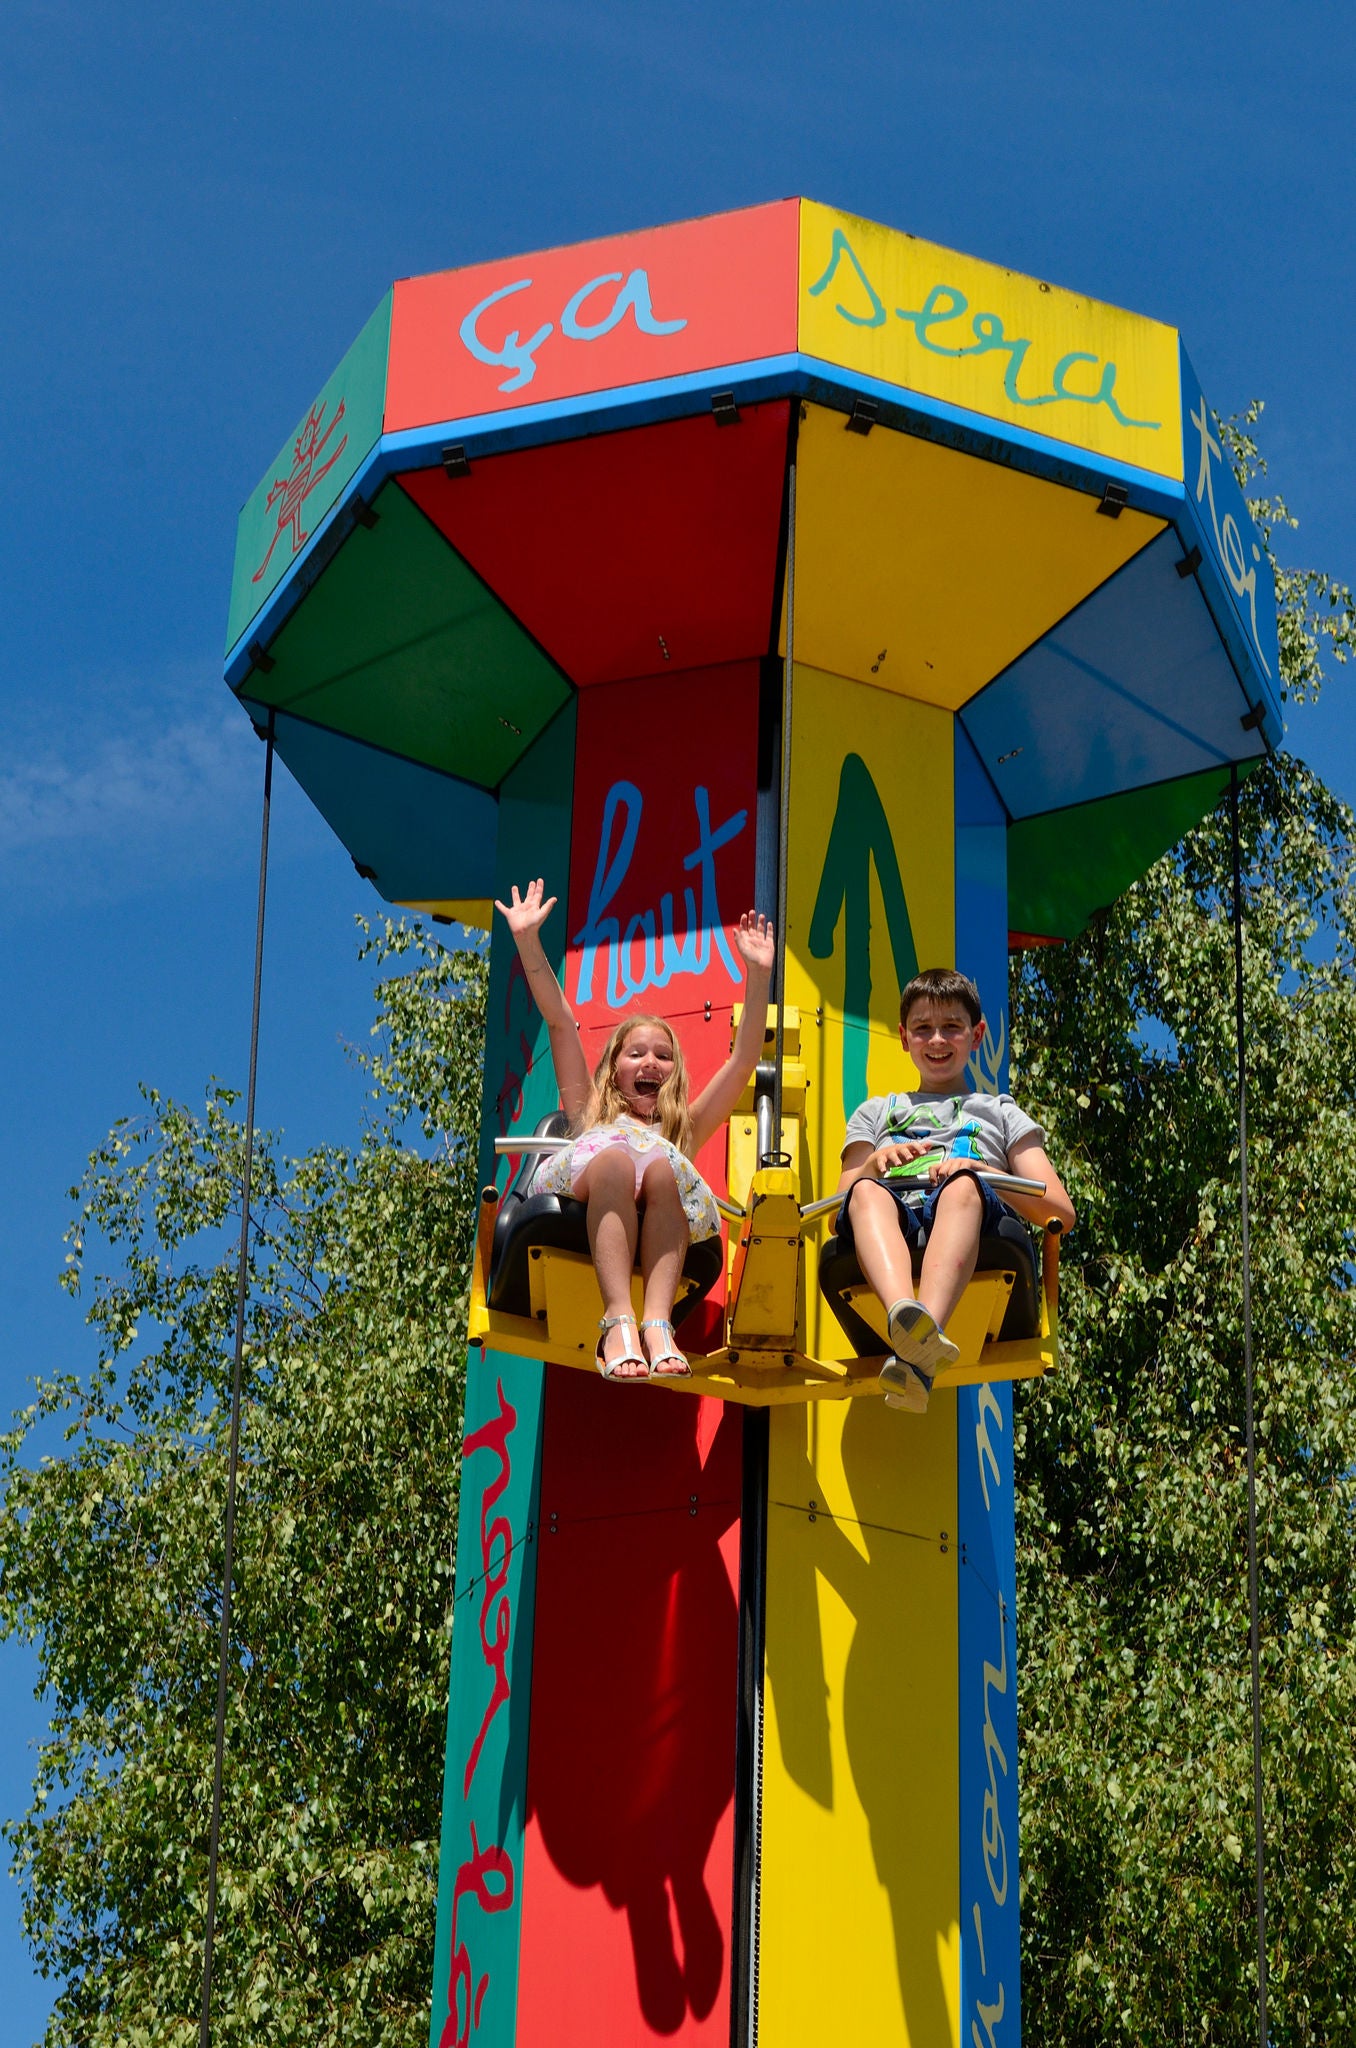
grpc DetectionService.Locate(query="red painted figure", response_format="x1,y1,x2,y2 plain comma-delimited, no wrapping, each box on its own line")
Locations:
251,396,349,582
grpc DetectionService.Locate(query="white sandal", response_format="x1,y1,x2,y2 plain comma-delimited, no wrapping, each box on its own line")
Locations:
640,1317,692,1378
596,1314,649,1382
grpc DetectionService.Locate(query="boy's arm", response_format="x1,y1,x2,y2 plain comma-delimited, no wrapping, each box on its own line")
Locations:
1000,1135,1076,1233
903,1134,1076,1232
834,1136,937,1197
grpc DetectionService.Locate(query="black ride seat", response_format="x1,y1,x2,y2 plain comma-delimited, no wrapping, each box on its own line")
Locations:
488,1114,724,1324
818,1204,1041,1356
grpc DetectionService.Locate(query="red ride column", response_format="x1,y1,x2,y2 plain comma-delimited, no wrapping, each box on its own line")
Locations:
512,663,760,2046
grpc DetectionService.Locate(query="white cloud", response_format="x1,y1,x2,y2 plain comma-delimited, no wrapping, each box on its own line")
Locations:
0,709,254,854
0,663,267,912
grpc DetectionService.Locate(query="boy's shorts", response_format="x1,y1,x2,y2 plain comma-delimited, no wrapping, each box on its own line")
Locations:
834,1166,1011,1255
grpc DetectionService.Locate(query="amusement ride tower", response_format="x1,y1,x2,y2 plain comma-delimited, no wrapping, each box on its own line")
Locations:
225,199,1280,2048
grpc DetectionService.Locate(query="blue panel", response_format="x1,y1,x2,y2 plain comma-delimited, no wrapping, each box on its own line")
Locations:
954,727,1009,1057
957,1382,1021,2048
257,709,499,903
1178,346,1281,725
953,758,1021,2048
959,529,1261,821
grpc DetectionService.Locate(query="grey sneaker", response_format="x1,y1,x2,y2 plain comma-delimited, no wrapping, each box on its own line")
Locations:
879,1356,933,1411
886,1300,959,1374
879,1302,959,1410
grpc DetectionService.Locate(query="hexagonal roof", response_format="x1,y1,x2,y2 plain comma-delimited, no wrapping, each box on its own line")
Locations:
225,199,1281,939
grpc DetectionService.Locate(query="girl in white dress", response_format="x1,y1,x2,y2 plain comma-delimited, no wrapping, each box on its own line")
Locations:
495,878,774,1381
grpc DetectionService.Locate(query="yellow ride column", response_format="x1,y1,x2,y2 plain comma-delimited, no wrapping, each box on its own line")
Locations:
757,661,961,2048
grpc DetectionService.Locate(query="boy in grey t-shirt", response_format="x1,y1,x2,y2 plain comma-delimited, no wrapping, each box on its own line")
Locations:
834,967,1075,1413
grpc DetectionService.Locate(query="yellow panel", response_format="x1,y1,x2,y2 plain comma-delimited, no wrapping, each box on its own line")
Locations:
760,1395,961,2047
782,669,953,1361
799,199,1182,479
789,401,1166,703
395,897,493,929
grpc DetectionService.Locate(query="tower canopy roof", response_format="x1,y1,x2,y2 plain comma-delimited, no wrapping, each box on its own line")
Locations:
226,200,1281,940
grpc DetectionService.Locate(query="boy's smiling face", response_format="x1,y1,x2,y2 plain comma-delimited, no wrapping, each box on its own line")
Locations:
900,997,985,1093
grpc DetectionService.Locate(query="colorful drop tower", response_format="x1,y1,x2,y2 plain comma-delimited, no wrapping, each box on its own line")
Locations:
226,202,1280,2048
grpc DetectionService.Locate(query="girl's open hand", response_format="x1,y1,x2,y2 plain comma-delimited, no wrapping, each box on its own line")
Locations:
734,911,775,976
494,878,557,938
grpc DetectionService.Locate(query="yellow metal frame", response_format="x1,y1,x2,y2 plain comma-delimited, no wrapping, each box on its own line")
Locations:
466,1156,1060,1407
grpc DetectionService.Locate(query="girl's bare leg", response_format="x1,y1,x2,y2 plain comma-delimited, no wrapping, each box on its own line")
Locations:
637,1158,690,1325
577,1146,645,1378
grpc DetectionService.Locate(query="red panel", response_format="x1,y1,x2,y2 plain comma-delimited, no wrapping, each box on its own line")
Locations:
398,402,788,688
563,664,760,1351
515,1368,743,2048
385,201,799,432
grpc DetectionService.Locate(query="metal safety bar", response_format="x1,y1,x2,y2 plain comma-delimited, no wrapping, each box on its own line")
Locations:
492,1136,748,1222
492,1141,1046,1211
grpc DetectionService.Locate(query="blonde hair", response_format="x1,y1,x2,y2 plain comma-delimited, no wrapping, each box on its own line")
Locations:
581,1014,694,1156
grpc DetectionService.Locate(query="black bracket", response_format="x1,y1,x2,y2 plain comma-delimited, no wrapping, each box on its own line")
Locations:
352,859,378,882
711,391,740,426
846,396,878,435
1097,481,1129,518
441,444,471,478
1176,545,1203,579
248,641,276,675
1240,704,1265,733
351,494,379,529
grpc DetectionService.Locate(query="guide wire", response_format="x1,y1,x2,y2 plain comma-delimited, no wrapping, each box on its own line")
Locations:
770,460,796,1164
198,712,275,2048
1230,764,1268,2047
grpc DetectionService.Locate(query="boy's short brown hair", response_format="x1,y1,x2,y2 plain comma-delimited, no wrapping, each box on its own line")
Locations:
899,967,983,1028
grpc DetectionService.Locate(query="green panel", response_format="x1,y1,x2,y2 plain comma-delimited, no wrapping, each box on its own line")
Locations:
243,484,572,787
226,291,391,654
428,703,577,2048
1007,765,1236,940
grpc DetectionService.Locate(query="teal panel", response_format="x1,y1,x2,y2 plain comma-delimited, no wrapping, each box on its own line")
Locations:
249,708,500,903
226,292,391,654
428,703,577,2048
1006,765,1235,941
242,484,572,787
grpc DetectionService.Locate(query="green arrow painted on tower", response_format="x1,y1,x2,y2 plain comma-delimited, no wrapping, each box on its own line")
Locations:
808,751,919,1118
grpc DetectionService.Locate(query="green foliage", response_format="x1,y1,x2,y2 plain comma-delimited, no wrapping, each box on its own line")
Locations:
0,922,487,2047
7,409,1356,2048
1221,401,1355,707
1013,523,1356,2037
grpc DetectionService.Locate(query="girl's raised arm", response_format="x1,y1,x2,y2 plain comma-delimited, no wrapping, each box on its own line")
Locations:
493,879,592,1123
689,912,776,1152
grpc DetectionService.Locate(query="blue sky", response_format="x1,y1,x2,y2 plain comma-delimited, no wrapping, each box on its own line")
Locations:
3,2,1354,2034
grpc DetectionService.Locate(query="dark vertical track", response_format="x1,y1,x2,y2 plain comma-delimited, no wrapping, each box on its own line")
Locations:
731,415,800,2046
729,1409,769,2048
770,461,797,1163
1230,764,1268,2047
198,713,275,2048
